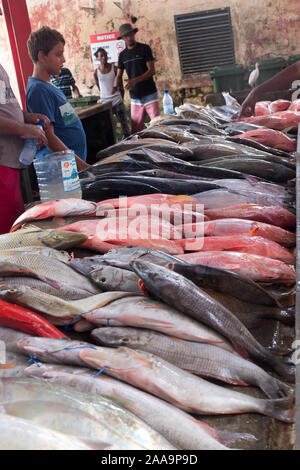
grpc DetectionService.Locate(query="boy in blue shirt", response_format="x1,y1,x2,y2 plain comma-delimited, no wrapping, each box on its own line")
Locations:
26,27,88,170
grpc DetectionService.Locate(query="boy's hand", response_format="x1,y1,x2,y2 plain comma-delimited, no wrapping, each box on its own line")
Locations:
24,112,51,129
19,123,48,148
110,86,117,95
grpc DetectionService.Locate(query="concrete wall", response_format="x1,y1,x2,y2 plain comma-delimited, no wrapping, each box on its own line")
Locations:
1,0,300,106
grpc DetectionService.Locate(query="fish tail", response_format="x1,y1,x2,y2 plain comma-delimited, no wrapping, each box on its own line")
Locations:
213,428,257,445
258,375,294,400
267,355,295,383
262,396,295,423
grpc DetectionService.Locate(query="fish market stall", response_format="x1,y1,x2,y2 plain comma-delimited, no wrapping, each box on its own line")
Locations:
0,96,297,451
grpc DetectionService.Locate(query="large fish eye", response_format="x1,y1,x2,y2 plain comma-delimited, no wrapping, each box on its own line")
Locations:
100,278,106,283
122,337,130,343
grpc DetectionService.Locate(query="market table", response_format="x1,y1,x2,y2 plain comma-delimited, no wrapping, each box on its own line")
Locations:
74,101,116,165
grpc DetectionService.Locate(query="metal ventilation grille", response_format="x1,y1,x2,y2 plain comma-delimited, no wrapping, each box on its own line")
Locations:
175,7,235,76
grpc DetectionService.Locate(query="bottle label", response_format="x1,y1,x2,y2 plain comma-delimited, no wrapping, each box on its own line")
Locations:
163,105,174,114
61,158,80,192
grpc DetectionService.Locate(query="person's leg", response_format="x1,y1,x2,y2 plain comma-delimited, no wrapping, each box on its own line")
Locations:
0,166,24,234
113,102,131,138
130,102,146,134
144,92,160,121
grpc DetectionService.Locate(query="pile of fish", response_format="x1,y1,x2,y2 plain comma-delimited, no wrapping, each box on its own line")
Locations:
0,97,296,450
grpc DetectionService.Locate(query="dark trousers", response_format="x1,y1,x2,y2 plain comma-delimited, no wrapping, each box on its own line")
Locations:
112,102,130,138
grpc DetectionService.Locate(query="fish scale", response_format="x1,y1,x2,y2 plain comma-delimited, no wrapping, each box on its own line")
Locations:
0,254,99,295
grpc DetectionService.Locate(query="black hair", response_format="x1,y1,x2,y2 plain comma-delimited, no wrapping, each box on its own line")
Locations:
94,47,107,59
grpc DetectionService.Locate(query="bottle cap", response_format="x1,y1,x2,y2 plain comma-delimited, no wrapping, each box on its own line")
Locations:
38,119,44,127
164,90,168,94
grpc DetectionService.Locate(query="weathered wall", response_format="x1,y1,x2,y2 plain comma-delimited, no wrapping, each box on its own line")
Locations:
1,0,300,106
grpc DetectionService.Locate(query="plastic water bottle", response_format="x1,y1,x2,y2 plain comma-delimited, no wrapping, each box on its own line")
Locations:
33,150,82,203
19,119,44,166
163,90,174,114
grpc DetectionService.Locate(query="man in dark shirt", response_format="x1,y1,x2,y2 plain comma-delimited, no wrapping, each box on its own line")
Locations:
114,23,160,134
51,67,82,100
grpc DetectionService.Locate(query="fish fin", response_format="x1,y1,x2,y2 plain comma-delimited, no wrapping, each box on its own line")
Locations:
263,396,295,423
138,279,149,297
248,225,259,236
0,362,17,369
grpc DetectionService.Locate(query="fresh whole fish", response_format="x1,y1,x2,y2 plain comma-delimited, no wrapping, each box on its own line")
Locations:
25,363,252,450
0,276,95,300
0,413,107,450
80,347,294,421
177,251,295,285
0,378,170,450
232,129,296,152
201,288,294,327
92,327,292,398
0,246,71,263
0,227,87,250
186,218,296,247
131,260,294,380
0,254,100,295
0,298,67,338
226,136,294,158
179,235,295,264
0,286,133,323
59,220,184,255
193,188,291,210
81,160,247,180
100,246,186,270
204,205,296,229
85,295,235,352
10,199,97,232
166,262,280,307
82,178,162,201
96,140,194,161
199,158,295,183
210,178,287,198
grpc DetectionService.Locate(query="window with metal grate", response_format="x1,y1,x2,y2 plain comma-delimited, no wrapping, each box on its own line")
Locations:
174,7,235,76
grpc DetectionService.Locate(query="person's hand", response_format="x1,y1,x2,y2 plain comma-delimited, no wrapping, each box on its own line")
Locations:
110,86,117,95
19,123,48,148
75,93,83,99
124,78,137,91
239,90,258,118
24,112,50,129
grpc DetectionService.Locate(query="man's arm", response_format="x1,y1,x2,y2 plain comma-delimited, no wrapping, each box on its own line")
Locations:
94,70,100,91
45,123,89,171
113,65,124,98
0,116,47,146
240,61,300,117
72,83,82,99
125,60,155,91
114,67,124,89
